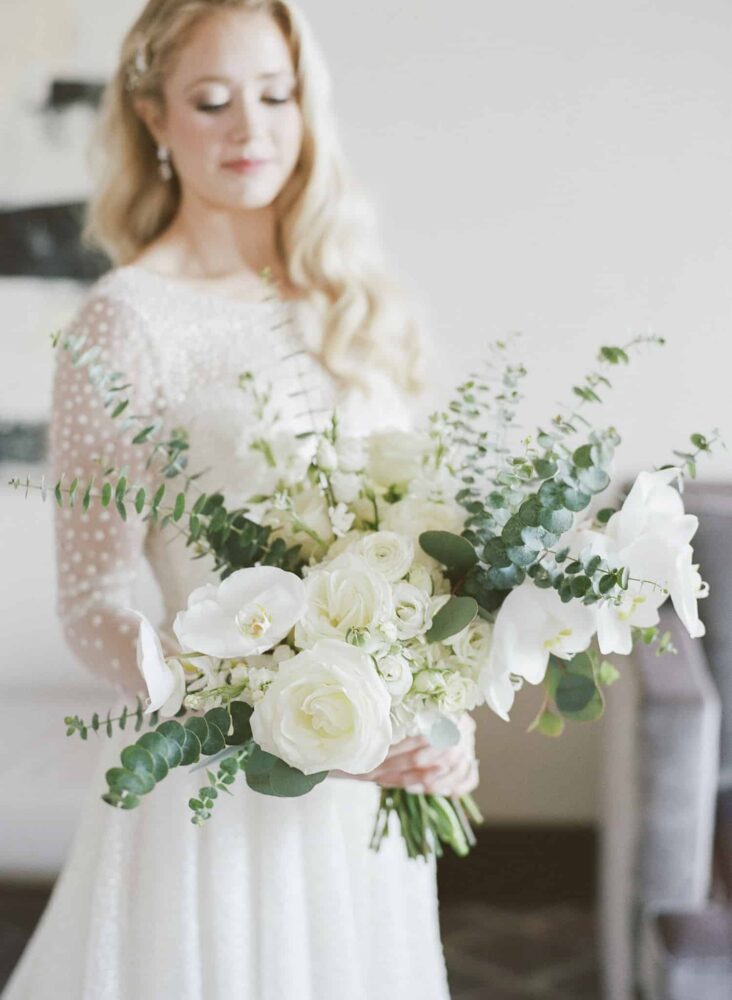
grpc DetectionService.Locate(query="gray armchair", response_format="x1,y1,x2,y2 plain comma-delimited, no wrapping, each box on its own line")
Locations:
599,481,732,1000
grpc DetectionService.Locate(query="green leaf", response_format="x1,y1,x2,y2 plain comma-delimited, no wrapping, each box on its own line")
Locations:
115,499,127,521
555,672,597,714
572,444,594,468
597,660,621,686
246,757,328,797
172,492,187,521
179,728,202,765
539,506,573,534
134,488,146,514
105,766,155,796
121,745,156,775
483,537,512,568
138,730,182,768
418,531,477,575
204,706,232,740
562,487,591,512
533,458,558,480
226,701,253,745
101,482,112,507
577,467,610,494
425,596,478,642
596,507,615,524
530,710,565,737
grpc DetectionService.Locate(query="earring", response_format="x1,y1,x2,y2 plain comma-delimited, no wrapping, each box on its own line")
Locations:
157,144,173,181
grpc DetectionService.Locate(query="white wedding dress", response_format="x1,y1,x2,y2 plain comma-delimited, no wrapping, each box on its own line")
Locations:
2,266,451,1000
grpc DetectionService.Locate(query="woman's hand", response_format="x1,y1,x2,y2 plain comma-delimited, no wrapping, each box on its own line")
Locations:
330,714,479,797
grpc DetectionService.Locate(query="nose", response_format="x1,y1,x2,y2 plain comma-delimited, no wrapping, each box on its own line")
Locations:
227,90,266,144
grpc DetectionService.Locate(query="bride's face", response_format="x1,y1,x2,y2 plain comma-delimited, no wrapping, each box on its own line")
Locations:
143,9,303,210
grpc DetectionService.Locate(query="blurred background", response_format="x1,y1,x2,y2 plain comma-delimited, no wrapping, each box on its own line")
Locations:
1,1,730,997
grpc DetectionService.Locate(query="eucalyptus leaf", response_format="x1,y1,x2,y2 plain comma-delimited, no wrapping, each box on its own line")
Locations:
418,531,477,574
425,596,478,642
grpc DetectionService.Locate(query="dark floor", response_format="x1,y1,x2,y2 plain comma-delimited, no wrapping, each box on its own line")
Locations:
0,884,600,998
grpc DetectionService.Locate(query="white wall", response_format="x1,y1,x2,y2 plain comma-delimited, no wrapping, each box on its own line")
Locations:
1,2,730,872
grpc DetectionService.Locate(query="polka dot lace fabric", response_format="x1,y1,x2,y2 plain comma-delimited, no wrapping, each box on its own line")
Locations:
2,267,450,1000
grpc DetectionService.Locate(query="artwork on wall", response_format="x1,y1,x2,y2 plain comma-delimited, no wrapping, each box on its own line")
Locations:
0,77,109,464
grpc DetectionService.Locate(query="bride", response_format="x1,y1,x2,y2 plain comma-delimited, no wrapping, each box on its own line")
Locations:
3,2,478,997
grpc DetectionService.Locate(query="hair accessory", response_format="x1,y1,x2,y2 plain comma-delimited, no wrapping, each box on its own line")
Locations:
157,144,173,182
125,37,149,91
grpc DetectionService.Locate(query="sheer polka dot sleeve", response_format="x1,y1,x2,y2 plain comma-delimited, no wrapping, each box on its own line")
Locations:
49,291,166,699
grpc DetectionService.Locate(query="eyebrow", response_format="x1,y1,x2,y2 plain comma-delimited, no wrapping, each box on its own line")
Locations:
186,71,294,89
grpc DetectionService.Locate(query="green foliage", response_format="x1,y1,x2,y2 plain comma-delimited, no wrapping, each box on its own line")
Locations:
425,596,478,642
370,787,483,860
418,530,477,577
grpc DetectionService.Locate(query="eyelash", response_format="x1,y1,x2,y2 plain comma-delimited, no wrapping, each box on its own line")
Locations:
196,96,292,113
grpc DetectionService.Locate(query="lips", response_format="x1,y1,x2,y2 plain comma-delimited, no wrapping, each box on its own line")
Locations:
221,158,270,173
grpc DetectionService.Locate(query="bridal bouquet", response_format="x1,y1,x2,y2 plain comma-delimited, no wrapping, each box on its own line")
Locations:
11,299,719,861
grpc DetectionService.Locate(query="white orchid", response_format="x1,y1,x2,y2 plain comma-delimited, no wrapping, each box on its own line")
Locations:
605,467,699,551
483,582,598,701
128,609,186,717
172,566,306,659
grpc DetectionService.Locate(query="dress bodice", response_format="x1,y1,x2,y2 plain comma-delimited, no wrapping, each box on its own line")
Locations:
50,265,413,695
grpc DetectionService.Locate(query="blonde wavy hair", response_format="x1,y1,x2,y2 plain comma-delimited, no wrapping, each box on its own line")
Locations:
83,0,425,394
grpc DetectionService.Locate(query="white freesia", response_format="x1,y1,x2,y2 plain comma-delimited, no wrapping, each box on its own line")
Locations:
392,581,433,639
129,610,186,717
316,438,338,472
328,502,355,538
483,581,598,702
356,531,415,582
236,429,314,499
376,652,414,702
295,552,394,647
173,566,306,659
250,638,393,774
367,429,431,487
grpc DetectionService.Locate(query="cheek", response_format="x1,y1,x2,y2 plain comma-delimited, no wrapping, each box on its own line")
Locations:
168,109,224,162
275,107,304,163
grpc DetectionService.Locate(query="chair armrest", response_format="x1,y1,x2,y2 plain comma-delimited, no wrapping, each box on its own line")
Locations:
634,607,722,907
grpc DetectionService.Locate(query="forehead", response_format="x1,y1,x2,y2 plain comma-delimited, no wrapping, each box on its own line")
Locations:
168,8,295,87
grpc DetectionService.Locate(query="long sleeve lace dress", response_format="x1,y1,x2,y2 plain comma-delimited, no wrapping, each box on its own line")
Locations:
1,265,451,1000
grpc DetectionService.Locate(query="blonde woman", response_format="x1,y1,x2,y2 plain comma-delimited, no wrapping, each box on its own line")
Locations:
3,2,478,997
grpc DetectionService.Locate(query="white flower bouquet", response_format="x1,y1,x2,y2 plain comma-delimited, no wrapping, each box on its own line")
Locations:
11,312,721,861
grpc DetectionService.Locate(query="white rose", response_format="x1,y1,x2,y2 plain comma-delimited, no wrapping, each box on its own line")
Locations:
250,638,393,774
406,562,434,595
294,552,394,648
392,581,434,639
413,669,446,695
377,652,414,703
367,429,432,487
173,566,306,659
356,531,415,583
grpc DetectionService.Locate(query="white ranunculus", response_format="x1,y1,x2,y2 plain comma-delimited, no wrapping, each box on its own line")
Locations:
173,566,306,659
356,530,415,583
336,436,367,473
376,652,414,703
392,581,433,639
129,610,186,717
367,429,432,487
294,552,394,648
250,638,393,774
446,618,494,676
483,581,598,693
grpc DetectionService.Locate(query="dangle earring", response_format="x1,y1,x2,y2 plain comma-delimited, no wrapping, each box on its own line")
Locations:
157,144,173,181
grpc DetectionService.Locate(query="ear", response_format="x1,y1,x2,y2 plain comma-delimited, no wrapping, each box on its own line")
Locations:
133,96,167,146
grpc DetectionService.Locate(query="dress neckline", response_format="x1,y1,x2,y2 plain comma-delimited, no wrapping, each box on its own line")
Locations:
117,263,307,313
